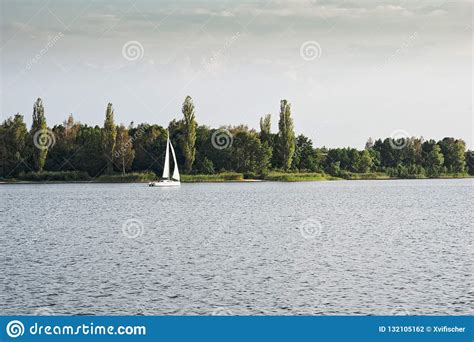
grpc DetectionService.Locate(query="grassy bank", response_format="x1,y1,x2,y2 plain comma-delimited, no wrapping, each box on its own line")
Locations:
263,172,395,181
263,172,337,181
16,171,91,182
3,171,156,183
2,170,472,184
96,172,156,183
181,172,244,182
181,171,473,182
337,172,391,180
437,173,472,179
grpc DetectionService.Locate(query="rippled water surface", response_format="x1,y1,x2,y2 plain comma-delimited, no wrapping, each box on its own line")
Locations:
1,179,473,315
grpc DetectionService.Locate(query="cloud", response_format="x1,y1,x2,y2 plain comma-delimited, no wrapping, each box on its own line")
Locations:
192,8,235,17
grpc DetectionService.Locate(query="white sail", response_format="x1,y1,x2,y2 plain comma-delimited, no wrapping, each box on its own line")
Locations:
169,139,180,181
162,137,170,179
148,132,181,187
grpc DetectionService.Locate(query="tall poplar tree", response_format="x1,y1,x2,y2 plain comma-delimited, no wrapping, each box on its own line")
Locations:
31,98,48,171
102,103,117,174
277,99,295,170
259,114,271,143
181,96,197,173
114,124,135,175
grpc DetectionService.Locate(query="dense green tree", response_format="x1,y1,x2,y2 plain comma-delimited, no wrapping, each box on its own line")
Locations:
259,114,274,167
45,115,81,172
367,148,380,170
193,125,213,173
276,100,295,170
102,103,117,174
421,140,437,167
193,125,234,173
326,148,351,170
452,140,466,173
74,125,106,176
259,114,272,143
326,161,341,176
292,134,318,171
212,126,243,171
323,147,374,174
231,129,271,174
358,149,373,173
425,144,444,177
31,98,48,171
465,151,474,176
399,138,423,167
0,114,28,177
195,156,215,174
131,124,167,175
181,96,197,173
347,148,360,172
373,138,399,168
439,138,466,173
114,124,135,175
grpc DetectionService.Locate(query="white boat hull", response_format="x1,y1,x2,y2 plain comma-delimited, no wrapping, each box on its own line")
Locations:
149,180,181,187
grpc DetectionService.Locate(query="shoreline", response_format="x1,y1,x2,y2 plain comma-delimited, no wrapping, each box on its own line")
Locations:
1,175,472,184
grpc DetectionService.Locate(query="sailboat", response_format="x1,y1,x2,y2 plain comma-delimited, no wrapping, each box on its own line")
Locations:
148,133,181,187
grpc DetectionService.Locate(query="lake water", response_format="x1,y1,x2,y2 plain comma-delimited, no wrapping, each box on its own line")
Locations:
0,179,472,315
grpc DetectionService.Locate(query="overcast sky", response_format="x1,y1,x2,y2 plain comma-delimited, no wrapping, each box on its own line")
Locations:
0,0,472,148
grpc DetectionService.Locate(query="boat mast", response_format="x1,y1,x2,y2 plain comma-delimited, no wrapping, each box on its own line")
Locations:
162,130,170,180
167,131,170,180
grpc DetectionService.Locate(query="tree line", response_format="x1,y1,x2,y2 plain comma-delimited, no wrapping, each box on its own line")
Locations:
1,96,473,179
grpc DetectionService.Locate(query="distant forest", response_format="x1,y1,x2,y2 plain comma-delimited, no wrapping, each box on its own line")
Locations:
1,96,473,180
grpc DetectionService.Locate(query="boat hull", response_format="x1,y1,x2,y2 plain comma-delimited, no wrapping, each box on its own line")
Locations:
148,180,181,187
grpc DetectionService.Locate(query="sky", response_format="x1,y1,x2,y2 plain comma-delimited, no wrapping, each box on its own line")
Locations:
0,0,472,148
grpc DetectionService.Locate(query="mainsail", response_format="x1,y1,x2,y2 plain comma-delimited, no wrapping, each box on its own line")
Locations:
162,137,170,179
161,134,180,181
169,139,180,181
